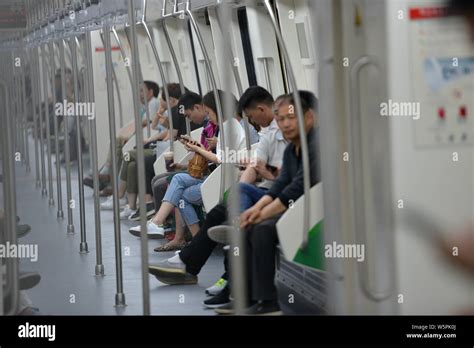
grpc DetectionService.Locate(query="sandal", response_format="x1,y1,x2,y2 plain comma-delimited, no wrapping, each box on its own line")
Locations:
154,241,187,252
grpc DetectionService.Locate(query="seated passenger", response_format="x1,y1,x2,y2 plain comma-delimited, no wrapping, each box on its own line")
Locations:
147,90,321,316
84,80,161,193
145,86,285,282
130,90,246,239
117,84,196,220
137,92,218,251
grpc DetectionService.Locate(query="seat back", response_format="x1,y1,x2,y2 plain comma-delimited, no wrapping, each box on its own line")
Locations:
276,183,324,270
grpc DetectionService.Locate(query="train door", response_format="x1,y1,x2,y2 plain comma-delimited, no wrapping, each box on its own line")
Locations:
313,0,474,315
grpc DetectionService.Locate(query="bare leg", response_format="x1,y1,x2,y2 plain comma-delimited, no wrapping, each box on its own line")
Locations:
151,202,175,225
188,223,200,237
128,193,137,210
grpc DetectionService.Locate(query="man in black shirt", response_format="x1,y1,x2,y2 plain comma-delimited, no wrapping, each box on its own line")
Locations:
239,91,320,315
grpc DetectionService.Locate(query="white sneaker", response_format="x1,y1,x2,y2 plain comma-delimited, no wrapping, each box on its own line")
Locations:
128,220,165,239
205,278,228,296
101,196,127,210
120,205,135,220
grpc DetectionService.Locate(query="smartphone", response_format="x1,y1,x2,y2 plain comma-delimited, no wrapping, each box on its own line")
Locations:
265,164,278,174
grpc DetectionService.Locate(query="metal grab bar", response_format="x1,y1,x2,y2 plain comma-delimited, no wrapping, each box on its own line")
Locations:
263,0,311,250
29,47,41,189
99,31,125,128
161,18,191,135
111,27,147,133
122,28,152,138
1,78,19,315
259,57,272,95
111,27,134,88
140,21,174,152
102,25,126,308
59,39,75,235
69,36,89,253
127,0,150,315
184,0,226,201
41,44,56,207
349,56,393,302
50,41,64,219
84,30,105,276
20,47,31,174
214,6,251,151
36,46,48,197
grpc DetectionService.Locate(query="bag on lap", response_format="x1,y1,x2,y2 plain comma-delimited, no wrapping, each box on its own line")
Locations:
187,153,208,179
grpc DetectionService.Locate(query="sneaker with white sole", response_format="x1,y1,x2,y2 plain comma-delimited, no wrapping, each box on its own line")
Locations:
205,278,228,296
119,205,135,220
208,225,235,244
129,220,165,239
101,196,127,210
128,202,156,221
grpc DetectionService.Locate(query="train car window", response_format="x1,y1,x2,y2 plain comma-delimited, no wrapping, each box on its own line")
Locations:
237,7,257,86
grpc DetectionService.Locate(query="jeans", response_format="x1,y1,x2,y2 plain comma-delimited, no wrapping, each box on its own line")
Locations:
238,183,268,212
163,173,205,226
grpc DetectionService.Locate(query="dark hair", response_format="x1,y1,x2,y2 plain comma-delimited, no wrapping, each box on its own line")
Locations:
162,83,188,101
202,90,238,120
178,91,202,110
238,86,274,111
144,80,160,98
448,0,474,15
278,90,319,114
236,102,260,132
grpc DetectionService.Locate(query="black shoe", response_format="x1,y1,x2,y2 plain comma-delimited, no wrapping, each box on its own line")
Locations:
245,300,282,316
83,175,109,191
203,286,230,309
19,272,41,290
214,300,257,315
128,203,155,221
148,263,198,285
214,301,235,315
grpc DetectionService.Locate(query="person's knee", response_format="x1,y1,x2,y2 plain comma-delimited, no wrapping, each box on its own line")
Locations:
239,182,253,194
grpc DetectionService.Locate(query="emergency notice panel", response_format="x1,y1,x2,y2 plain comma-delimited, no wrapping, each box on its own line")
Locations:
409,5,474,148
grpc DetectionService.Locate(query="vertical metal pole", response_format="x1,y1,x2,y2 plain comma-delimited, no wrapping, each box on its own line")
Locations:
29,48,41,188
21,48,31,174
264,0,311,249
217,2,247,315
69,37,89,253
51,41,64,219
85,30,105,276
141,22,174,151
123,28,151,138
161,19,191,135
184,1,226,200
103,26,126,307
42,44,56,206
99,30,125,128
60,39,75,234
215,8,251,151
128,0,150,315
37,46,48,197
1,79,19,315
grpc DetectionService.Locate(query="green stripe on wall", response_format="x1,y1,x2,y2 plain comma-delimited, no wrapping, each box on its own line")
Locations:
293,221,325,270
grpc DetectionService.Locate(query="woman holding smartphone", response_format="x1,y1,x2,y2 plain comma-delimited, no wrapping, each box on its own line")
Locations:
130,90,246,250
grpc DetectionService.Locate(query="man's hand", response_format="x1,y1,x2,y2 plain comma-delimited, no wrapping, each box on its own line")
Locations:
240,207,261,229
252,160,278,181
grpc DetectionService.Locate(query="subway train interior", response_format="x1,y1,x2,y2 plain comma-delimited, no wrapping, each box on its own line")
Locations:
0,0,473,319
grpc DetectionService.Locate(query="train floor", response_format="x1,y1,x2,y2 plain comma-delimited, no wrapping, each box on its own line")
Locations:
14,134,224,315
